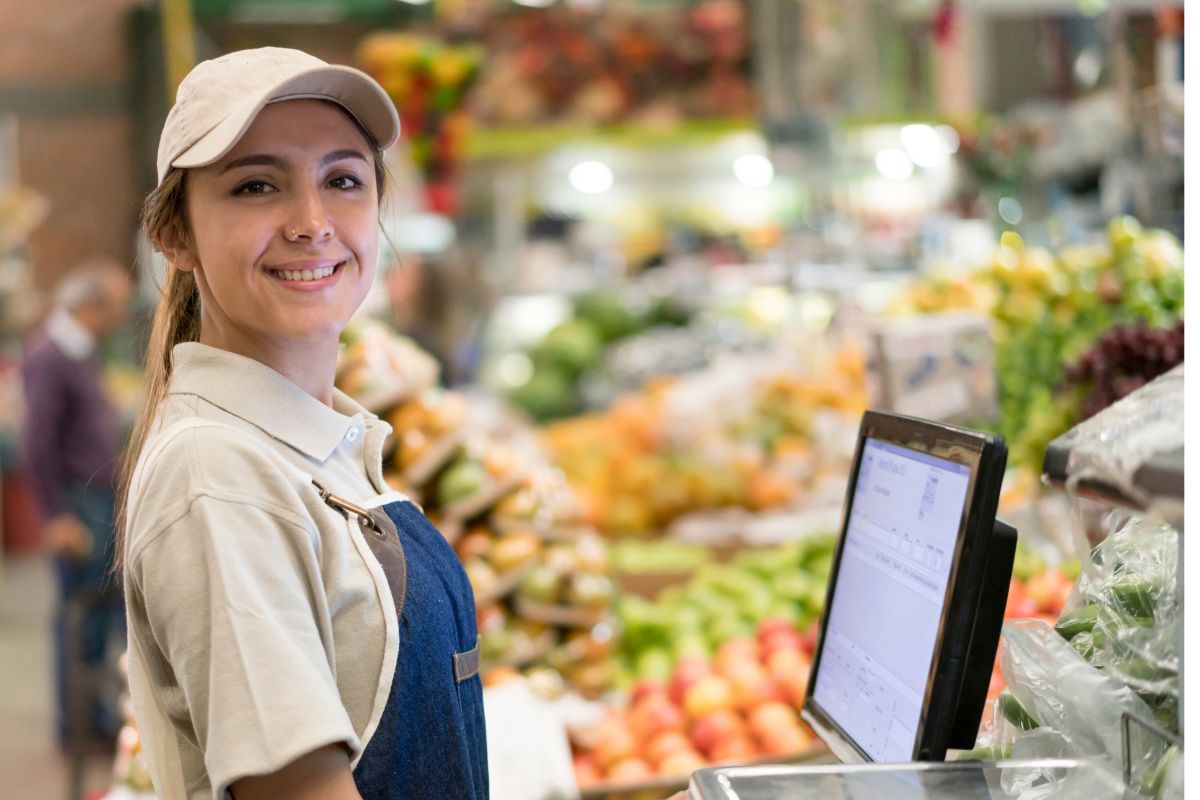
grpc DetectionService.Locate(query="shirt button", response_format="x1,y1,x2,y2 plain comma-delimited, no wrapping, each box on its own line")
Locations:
346,428,360,442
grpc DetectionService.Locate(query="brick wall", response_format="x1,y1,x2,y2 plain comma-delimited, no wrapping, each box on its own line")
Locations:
1,0,144,292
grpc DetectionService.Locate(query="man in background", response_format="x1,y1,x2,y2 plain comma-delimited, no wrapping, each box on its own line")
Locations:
20,258,132,748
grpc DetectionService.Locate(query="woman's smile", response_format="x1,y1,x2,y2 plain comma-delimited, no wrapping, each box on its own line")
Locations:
265,258,347,289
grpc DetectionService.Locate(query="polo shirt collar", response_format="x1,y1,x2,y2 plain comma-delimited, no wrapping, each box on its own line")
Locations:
168,342,380,462
46,309,97,361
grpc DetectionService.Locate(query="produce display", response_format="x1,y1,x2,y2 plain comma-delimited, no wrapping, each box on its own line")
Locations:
509,290,693,422
570,618,820,791
1061,319,1184,422
543,342,867,536
358,34,484,215
891,219,1184,472
467,0,753,130
337,324,619,697
613,537,834,688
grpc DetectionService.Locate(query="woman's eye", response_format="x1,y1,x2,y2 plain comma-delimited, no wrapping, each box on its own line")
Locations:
329,175,364,190
234,181,275,195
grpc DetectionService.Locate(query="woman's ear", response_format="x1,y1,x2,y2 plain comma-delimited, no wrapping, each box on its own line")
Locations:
159,226,199,273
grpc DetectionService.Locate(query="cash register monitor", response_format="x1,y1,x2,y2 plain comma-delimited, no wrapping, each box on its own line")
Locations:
803,412,1012,763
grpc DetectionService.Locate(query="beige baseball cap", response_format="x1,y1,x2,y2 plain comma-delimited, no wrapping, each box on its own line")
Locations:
156,47,400,183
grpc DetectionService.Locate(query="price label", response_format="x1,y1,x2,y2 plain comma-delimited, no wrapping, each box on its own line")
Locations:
872,312,998,424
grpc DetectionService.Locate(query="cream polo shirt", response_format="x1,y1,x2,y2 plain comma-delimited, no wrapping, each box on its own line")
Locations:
124,343,402,800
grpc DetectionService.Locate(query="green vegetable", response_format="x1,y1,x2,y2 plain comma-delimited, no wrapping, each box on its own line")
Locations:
436,460,488,506
1069,632,1095,661
1107,578,1160,619
1055,604,1099,639
998,690,1039,731
1108,654,1174,684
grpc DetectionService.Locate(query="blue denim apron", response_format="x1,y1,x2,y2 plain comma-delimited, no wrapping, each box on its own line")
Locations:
317,486,488,799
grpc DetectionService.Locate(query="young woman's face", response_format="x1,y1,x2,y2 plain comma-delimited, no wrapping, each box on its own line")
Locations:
181,99,379,350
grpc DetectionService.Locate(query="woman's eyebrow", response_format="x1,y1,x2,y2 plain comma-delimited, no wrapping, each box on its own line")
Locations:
321,148,370,166
220,149,368,174
221,154,286,174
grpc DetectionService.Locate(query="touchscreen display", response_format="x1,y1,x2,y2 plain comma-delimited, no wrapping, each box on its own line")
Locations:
812,438,971,761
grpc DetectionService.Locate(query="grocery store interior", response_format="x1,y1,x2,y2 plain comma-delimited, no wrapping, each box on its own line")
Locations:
0,1,1188,799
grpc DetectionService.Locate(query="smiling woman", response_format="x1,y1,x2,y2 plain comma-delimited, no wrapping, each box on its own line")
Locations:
177,100,381,394
118,48,489,800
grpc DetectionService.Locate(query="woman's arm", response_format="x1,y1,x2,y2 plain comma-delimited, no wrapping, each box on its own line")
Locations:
230,744,362,800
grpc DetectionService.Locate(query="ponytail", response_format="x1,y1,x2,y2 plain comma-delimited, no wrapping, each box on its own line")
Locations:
113,169,199,572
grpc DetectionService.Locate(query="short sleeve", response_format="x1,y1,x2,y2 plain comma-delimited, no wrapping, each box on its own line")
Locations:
131,492,360,799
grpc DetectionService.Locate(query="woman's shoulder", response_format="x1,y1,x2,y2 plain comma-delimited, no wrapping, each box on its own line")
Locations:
131,403,313,531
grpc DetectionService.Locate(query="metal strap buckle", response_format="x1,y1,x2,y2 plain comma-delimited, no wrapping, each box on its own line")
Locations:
312,480,384,538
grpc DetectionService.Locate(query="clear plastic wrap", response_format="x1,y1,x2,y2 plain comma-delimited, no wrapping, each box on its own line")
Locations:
1058,364,1183,522
982,513,1181,798
1000,618,1153,758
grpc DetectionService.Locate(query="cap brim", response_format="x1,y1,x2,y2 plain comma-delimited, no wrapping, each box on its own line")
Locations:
170,65,400,174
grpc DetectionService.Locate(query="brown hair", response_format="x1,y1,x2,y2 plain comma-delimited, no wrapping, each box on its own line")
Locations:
114,127,389,572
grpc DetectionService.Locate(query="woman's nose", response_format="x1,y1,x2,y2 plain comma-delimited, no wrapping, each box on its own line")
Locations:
284,187,332,242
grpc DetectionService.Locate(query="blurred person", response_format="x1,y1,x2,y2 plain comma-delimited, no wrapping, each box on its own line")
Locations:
119,48,486,800
20,258,132,747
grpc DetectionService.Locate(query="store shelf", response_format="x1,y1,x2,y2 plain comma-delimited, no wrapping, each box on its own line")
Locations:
467,118,756,160
1042,365,1184,515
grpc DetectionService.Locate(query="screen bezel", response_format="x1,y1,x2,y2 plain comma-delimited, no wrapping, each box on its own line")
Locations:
802,410,1007,762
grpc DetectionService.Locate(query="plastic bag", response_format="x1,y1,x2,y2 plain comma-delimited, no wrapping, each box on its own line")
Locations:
1055,513,1180,733
1000,618,1154,758
990,513,1181,798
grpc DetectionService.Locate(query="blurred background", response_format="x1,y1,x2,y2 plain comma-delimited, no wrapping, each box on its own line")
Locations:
0,1,1185,799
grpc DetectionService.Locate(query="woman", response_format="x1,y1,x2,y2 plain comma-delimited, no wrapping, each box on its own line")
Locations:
120,48,487,800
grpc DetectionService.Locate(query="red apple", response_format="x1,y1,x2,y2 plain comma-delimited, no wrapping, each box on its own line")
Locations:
684,675,735,719
716,637,761,672
630,677,668,707
779,665,811,708
657,748,707,778
709,734,759,763
645,730,694,768
1023,570,1065,614
669,658,714,706
761,628,805,655
606,756,653,782
727,662,786,711
572,754,601,788
765,648,806,683
747,701,800,741
1004,579,1038,619
757,617,796,643
690,709,747,757
592,719,637,769
629,694,686,741
759,724,813,756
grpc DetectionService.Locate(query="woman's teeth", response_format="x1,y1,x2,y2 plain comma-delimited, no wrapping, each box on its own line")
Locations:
271,264,337,282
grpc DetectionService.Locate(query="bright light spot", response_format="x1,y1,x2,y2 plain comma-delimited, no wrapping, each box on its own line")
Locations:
1073,48,1103,88
733,154,775,187
747,287,791,325
513,0,555,7
568,161,614,194
496,352,534,388
900,124,948,168
936,124,960,154
798,294,835,332
875,148,914,180
998,197,1024,225
395,0,432,4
